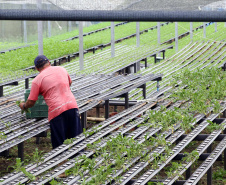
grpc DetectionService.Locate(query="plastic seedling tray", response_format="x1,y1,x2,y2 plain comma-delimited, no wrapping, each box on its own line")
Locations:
24,89,48,119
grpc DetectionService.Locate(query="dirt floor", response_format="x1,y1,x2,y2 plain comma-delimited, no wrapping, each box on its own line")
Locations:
0,106,226,184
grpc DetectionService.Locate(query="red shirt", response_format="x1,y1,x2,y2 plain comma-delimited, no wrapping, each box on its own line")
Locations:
28,66,78,121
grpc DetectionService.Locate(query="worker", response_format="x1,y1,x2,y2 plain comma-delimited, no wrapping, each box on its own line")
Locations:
19,55,82,149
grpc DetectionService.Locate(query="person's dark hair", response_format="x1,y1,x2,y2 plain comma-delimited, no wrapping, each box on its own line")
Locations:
35,60,48,69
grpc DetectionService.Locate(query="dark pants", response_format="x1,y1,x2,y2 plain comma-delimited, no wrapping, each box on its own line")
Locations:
50,108,82,149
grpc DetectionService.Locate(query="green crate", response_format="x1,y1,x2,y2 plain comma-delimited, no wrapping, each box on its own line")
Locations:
25,89,48,119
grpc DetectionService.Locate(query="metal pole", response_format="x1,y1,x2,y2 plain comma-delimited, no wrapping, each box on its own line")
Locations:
0,86,3,97
1,4,4,42
125,93,129,109
37,0,43,55
105,100,109,119
175,22,178,52
18,142,24,161
203,22,206,38
23,4,27,43
79,21,84,70
69,21,72,32
215,22,217,32
111,22,115,58
190,22,193,41
136,22,140,47
47,3,51,37
157,22,161,45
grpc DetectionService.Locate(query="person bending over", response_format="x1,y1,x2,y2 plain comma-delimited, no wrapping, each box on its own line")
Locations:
19,55,82,149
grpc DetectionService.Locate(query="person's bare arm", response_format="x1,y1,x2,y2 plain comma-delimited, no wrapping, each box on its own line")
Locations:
19,99,36,110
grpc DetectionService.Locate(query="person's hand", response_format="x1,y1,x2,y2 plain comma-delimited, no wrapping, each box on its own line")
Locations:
19,102,25,110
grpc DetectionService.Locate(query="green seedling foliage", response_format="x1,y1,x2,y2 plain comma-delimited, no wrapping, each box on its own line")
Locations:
10,158,36,181
16,100,31,114
213,168,226,182
49,179,63,185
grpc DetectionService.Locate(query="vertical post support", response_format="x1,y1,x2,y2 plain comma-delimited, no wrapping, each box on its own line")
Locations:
111,22,115,58
0,4,4,42
81,112,87,129
157,81,160,92
154,54,157,63
37,0,43,55
136,22,140,47
25,78,29,89
36,137,40,144
23,4,27,43
186,167,191,180
143,84,146,99
162,51,165,59
125,93,129,109
79,21,84,71
157,22,161,45
175,22,178,52
68,21,72,32
0,86,3,97
190,22,193,41
224,128,226,170
96,105,100,117
105,100,109,119
54,60,57,66
207,144,212,185
18,142,24,161
134,63,137,73
215,22,217,32
144,58,147,68
203,22,206,38
47,3,51,37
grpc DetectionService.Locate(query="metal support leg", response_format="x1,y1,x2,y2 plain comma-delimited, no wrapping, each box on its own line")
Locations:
224,129,226,170
143,84,146,99
163,51,165,59
223,63,226,71
18,142,24,161
105,100,109,119
207,144,212,185
0,86,3,97
25,78,29,89
137,61,141,71
157,81,160,92
186,167,191,180
54,60,57,66
134,63,137,73
144,58,147,68
125,93,129,109
81,112,87,129
223,110,226,118
207,166,212,185
154,54,157,63
96,106,100,117
68,56,70,62
59,59,61,65
36,137,40,144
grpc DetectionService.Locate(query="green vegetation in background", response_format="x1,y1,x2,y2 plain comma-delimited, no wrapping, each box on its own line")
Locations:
0,22,114,51
1,22,226,82
0,22,158,74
